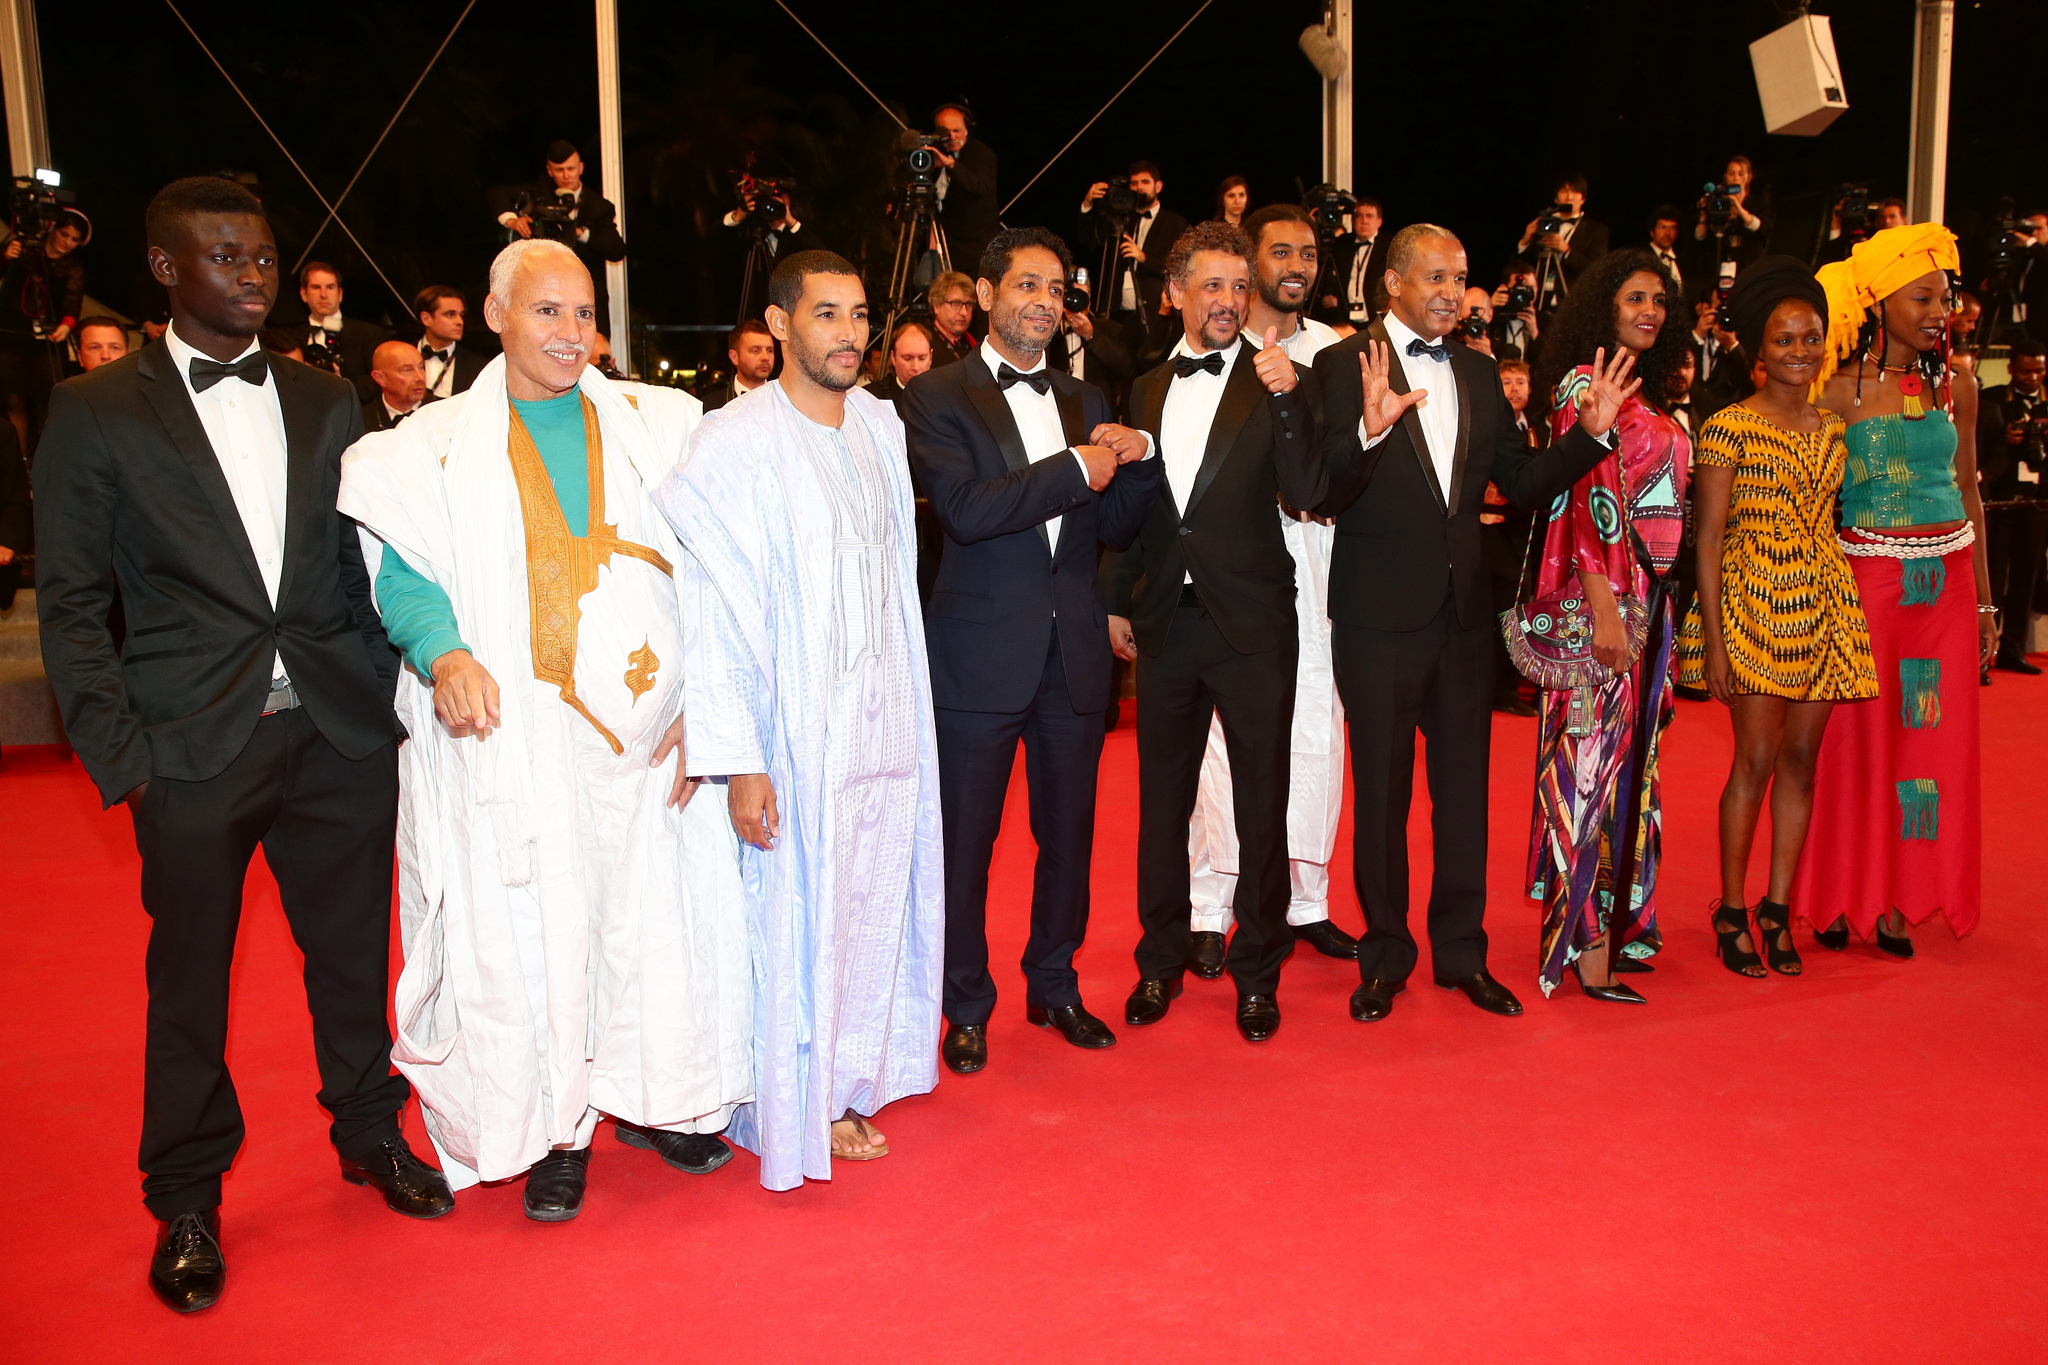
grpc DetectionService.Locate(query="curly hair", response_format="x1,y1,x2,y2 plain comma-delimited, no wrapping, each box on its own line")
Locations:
1164,220,1252,288
1532,248,1688,419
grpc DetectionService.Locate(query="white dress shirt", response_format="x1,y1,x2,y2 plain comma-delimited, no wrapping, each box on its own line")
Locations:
1653,245,1684,293
1365,311,1461,499
1346,237,1377,322
981,341,1090,552
421,340,456,398
165,324,291,683
1082,202,1161,312
1160,336,1242,581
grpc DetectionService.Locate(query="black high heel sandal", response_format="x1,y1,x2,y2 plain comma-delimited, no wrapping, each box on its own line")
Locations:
1572,961,1647,1004
1814,916,1850,952
1753,899,1802,976
1711,901,1766,979
1876,914,1916,960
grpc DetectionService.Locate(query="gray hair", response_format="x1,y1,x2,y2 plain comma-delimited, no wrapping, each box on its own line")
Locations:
487,238,585,306
1385,222,1461,278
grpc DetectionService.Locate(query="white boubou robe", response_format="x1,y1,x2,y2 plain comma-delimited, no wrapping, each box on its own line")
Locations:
1188,316,1347,930
653,380,944,1192
337,357,753,1189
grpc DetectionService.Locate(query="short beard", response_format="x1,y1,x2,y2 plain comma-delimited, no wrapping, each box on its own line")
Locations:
1257,275,1309,314
790,334,859,393
1197,308,1242,352
992,309,1049,360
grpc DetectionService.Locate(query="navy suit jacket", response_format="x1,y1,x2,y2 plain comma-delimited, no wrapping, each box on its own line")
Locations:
900,350,1163,715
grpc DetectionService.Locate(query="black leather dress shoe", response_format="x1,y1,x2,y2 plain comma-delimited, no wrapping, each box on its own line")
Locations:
1235,994,1280,1042
523,1147,591,1223
149,1209,225,1314
614,1122,733,1174
941,1022,987,1074
1027,1002,1117,1049
1348,978,1405,1021
1187,931,1227,979
340,1136,455,1219
1994,651,2043,676
1435,969,1524,1016
1124,976,1184,1026
1292,919,1360,959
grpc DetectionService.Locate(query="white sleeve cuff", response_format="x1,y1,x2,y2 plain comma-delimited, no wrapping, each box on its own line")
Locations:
1358,420,1390,450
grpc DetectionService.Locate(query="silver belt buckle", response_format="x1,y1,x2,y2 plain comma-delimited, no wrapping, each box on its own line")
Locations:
262,682,300,715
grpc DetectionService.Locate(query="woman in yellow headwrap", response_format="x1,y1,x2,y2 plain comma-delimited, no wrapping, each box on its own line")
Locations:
1792,223,1989,957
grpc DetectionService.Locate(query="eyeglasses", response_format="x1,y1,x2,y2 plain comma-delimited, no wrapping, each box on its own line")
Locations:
934,297,973,310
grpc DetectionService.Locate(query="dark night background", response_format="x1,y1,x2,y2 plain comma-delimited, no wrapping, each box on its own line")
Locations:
18,0,2048,364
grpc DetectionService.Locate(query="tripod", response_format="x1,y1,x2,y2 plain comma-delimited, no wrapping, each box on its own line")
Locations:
736,223,777,326
881,178,950,355
1533,244,1570,316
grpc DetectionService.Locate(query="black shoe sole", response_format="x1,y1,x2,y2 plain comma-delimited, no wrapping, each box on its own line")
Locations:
523,1202,583,1223
340,1169,456,1218
613,1124,735,1175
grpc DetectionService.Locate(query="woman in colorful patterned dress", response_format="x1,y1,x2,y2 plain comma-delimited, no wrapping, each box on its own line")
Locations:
1523,250,1690,1003
1795,224,1991,955
1679,258,1879,979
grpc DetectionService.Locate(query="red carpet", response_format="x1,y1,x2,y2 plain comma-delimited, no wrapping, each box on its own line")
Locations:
5,670,2045,1362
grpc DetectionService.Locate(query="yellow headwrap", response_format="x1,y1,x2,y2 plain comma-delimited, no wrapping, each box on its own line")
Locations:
1811,222,1959,399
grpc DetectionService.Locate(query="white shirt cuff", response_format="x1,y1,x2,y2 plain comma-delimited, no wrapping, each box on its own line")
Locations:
1590,426,1617,448
1359,420,1390,450
496,211,517,226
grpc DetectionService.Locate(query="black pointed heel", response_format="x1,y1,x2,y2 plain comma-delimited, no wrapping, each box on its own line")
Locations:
1572,962,1647,1004
1711,901,1766,979
1753,899,1802,976
1814,916,1850,952
1876,917,1916,959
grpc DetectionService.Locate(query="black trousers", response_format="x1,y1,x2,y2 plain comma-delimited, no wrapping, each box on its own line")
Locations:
938,630,1103,1026
1332,586,1494,984
1988,502,2048,656
1134,596,1297,995
130,706,405,1217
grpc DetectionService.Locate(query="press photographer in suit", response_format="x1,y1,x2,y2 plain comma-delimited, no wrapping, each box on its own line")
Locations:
297,262,388,401
1517,173,1608,309
496,141,627,334
1079,163,1189,323
930,103,999,296
902,227,1161,1075
1104,220,1323,1044
1311,222,1624,1025
34,177,448,1316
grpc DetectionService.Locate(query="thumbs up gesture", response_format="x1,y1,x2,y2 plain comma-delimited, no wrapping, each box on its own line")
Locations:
1252,325,1298,394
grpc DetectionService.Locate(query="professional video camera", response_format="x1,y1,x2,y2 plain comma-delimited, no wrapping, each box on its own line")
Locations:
9,168,74,239
1834,184,1876,246
1984,200,2031,292
732,167,796,238
905,135,949,189
511,187,579,243
1535,203,1576,239
1698,181,1740,233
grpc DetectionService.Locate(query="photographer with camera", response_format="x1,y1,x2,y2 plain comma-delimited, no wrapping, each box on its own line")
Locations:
1516,173,1607,313
1,204,89,457
1078,162,1188,322
1314,196,1385,328
1692,155,1767,269
928,103,998,297
1980,340,2048,674
1487,260,1541,364
723,161,802,323
296,262,388,402
1453,286,1495,359
495,141,627,333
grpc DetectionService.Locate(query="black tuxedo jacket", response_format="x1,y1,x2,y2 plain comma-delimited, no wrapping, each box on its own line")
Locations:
902,351,1163,715
360,394,436,433
1560,216,1611,284
34,341,402,806
306,316,390,401
937,137,1000,269
421,342,486,395
1324,232,1389,324
1978,382,2047,499
1080,204,1190,316
1105,340,1322,657
1311,319,1609,632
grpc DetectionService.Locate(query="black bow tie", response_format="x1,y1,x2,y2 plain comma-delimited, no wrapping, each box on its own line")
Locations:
389,406,413,424
1405,337,1450,363
421,344,451,364
188,351,268,393
1173,352,1224,378
996,363,1051,395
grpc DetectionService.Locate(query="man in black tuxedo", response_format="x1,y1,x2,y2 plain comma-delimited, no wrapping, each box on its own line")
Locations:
700,319,777,411
495,141,628,334
1103,220,1323,1044
1322,196,1387,328
1517,173,1609,312
931,103,1000,297
1078,162,1189,325
33,177,450,1316
1980,341,2048,673
361,338,431,432
413,285,487,398
297,261,388,402
1310,222,1628,1024
903,227,1162,1074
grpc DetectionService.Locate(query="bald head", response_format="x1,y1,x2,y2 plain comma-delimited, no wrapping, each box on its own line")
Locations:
370,338,427,413
485,238,596,399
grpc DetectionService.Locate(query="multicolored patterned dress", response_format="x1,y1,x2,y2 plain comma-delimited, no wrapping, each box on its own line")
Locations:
1789,411,1981,938
1523,371,1688,995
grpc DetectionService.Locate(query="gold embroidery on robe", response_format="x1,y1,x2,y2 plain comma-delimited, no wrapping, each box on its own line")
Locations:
507,396,674,754
624,639,659,703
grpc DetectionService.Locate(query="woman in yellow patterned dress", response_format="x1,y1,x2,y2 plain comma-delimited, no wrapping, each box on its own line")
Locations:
1678,258,1879,978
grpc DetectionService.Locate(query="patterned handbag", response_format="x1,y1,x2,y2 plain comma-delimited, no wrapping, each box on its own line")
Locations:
1498,503,1651,692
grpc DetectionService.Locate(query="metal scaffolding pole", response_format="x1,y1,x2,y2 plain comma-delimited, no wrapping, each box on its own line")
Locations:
595,0,631,368
0,0,50,178
1320,0,1352,191
1907,0,1953,225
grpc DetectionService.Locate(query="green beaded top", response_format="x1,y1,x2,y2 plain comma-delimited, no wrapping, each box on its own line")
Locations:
1839,411,1964,528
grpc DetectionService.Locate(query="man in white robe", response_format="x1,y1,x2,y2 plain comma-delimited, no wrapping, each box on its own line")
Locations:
337,240,753,1221
1182,207,1360,974
654,250,943,1189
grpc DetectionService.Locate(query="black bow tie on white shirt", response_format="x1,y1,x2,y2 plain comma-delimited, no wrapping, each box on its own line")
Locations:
188,352,269,393
996,363,1051,395
1172,352,1224,378
1405,337,1450,363
421,344,451,364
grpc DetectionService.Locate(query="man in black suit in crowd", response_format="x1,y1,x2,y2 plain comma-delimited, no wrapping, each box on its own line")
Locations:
931,103,1000,298
1689,297,1752,425
495,141,628,334
1517,172,1609,312
1311,222,1628,1024
361,338,431,432
1078,162,1189,326
1979,341,2048,673
1104,220,1323,1044
297,261,388,402
1327,196,1387,329
413,285,486,398
700,318,776,411
903,227,1162,1075
34,177,451,1316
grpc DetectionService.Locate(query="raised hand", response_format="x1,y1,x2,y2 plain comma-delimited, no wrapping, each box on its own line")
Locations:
1252,327,1298,394
1358,339,1425,440
1575,346,1642,439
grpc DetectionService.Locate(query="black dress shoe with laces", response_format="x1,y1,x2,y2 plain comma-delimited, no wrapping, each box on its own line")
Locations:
941,1022,987,1074
1348,978,1405,1021
340,1136,456,1218
523,1147,591,1223
614,1122,733,1174
1292,919,1360,959
150,1208,225,1313
1994,650,2043,676
1434,969,1524,1016
1124,976,1184,1026
1235,994,1280,1042
1187,931,1227,979
1027,1002,1117,1049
